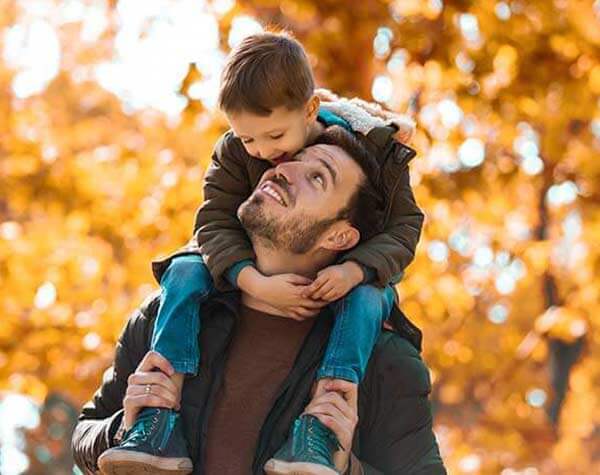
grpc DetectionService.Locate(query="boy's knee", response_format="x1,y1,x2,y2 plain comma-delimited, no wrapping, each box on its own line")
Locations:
349,284,385,305
164,255,211,287
348,284,395,316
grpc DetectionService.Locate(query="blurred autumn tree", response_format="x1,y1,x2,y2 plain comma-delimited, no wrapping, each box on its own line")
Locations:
1,0,600,474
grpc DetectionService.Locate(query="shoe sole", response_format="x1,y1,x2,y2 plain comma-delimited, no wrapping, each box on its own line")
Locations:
264,459,339,475
98,449,193,475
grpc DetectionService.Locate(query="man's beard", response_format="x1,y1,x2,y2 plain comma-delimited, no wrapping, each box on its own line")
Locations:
238,194,337,254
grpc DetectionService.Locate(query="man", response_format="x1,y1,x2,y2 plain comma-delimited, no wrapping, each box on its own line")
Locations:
72,127,446,474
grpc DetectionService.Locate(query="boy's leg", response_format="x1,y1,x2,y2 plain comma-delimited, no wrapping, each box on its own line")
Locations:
265,285,395,475
317,284,395,385
151,254,214,377
98,254,213,475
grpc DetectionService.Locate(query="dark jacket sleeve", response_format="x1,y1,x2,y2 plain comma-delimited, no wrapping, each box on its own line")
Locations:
340,165,424,287
193,131,256,291
354,334,446,474
71,301,153,473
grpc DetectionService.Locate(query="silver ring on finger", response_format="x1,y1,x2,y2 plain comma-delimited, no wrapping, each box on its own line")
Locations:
145,384,152,395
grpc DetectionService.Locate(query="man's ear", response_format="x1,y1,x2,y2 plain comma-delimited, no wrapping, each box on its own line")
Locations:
306,95,320,122
321,222,360,252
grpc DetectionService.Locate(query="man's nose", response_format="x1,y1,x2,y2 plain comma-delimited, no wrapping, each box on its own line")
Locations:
274,161,297,184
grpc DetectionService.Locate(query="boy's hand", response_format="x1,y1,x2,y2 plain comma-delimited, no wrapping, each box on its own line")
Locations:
303,262,364,302
255,273,328,320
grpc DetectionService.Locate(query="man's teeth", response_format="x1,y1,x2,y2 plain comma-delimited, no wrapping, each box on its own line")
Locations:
263,184,285,206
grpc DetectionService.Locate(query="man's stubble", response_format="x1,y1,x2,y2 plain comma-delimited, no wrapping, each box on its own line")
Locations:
238,194,338,255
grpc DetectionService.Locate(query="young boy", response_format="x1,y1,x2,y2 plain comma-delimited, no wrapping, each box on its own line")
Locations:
98,31,423,475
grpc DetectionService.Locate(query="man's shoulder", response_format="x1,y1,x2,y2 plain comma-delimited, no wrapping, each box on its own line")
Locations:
122,291,160,340
367,331,432,396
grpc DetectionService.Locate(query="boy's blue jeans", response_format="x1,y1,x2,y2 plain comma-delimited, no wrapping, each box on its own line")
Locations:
151,254,395,384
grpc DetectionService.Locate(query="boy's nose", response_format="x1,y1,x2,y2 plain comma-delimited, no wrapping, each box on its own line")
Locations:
256,147,273,160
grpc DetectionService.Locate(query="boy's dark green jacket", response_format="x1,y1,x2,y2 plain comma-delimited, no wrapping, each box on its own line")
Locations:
72,286,446,474
187,123,424,291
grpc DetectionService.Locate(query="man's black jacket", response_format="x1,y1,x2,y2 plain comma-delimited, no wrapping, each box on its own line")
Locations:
72,289,446,474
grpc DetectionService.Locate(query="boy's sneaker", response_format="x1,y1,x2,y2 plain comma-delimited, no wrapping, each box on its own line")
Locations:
98,407,192,475
264,414,341,475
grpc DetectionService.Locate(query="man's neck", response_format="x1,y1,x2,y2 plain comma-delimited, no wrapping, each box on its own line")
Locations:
241,239,336,316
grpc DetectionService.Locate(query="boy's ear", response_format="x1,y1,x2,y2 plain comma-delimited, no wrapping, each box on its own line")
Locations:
306,95,320,122
320,222,360,252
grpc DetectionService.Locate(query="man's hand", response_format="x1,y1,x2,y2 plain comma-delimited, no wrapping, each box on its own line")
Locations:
122,351,179,430
303,262,364,302
239,267,328,320
304,379,359,474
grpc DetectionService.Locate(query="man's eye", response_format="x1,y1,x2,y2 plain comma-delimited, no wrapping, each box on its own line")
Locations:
270,133,284,140
312,173,325,186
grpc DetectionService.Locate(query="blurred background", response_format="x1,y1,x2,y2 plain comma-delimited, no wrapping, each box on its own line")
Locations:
1,0,599,473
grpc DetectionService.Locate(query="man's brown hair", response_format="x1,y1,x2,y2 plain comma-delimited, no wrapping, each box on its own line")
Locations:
218,31,315,116
312,126,385,242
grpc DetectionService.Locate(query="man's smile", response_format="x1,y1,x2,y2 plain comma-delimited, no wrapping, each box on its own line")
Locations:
259,180,289,207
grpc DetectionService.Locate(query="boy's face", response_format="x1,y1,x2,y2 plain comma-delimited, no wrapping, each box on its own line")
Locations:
226,98,319,163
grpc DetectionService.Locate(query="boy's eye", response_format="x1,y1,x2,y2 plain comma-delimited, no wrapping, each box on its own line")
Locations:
241,138,254,144
270,133,284,140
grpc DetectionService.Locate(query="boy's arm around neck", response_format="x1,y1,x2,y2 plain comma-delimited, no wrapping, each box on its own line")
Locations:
194,131,257,291
339,164,424,287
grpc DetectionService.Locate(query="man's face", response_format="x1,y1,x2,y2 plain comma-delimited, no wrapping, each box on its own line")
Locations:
238,144,364,254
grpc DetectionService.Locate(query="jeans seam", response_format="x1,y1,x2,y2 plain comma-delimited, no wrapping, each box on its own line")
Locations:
316,366,359,384
167,359,198,375
319,299,347,375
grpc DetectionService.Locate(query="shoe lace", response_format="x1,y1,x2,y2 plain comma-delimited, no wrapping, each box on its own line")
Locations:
305,417,342,461
125,409,161,445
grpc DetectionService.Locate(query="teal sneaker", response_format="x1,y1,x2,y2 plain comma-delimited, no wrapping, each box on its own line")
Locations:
264,414,342,475
98,408,192,475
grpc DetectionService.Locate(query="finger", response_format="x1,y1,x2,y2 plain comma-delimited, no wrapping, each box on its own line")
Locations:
323,381,359,407
310,391,355,420
128,371,178,394
127,383,179,407
297,298,328,309
312,282,337,301
288,311,306,321
125,384,179,405
303,276,328,298
324,379,357,395
305,402,348,423
321,288,342,302
123,393,176,411
291,306,319,319
383,320,394,331
137,351,175,376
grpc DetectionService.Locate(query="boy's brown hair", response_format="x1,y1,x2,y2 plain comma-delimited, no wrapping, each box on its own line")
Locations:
218,31,315,116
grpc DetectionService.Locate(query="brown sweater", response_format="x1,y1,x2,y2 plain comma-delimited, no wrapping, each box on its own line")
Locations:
203,305,314,474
